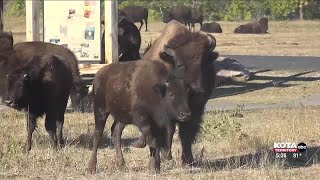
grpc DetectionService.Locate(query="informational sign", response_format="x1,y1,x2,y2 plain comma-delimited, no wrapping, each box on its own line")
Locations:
43,0,101,62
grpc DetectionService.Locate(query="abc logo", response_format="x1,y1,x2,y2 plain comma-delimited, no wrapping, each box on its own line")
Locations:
297,142,307,152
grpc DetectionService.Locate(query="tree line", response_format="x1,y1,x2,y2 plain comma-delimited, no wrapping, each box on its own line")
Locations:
4,0,320,21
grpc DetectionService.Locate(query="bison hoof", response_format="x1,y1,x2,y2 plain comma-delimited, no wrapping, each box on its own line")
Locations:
131,140,146,148
86,167,96,174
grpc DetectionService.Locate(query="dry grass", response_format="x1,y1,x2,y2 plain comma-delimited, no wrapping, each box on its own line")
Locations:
1,105,320,179
212,70,320,104
3,16,320,57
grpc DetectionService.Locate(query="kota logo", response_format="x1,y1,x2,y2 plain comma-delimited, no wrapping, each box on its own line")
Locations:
273,142,307,153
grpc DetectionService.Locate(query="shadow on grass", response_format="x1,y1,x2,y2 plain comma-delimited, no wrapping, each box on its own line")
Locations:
212,70,320,99
66,133,139,150
194,146,320,171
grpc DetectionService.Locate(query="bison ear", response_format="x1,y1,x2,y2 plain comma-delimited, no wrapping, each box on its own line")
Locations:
209,51,219,62
153,84,166,97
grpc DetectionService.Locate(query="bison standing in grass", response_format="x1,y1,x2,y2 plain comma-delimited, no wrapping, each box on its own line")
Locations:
122,6,148,32
190,8,204,31
0,32,88,112
201,22,223,33
163,5,192,30
87,45,191,173
112,21,218,166
234,17,269,34
5,54,73,151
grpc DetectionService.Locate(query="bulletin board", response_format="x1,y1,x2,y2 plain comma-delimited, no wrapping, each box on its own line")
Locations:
43,0,101,63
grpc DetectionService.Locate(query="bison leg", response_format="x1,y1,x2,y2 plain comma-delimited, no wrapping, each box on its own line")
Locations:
161,121,175,160
111,120,126,168
148,139,160,174
26,113,38,152
139,20,144,31
56,112,65,148
87,106,109,174
45,113,58,150
145,19,148,32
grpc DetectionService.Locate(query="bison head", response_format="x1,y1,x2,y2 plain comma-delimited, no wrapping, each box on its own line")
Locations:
5,69,30,110
163,12,173,23
153,77,191,122
259,17,268,33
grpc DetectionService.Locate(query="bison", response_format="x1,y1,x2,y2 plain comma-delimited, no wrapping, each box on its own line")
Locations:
122,6,148,32
101,16,141,63
11,41,88,112
190,8,204,31
5,54,73,151
112,21,218,165
142,21,218,164
163,5,192,30
200,22,223,33
234,17,269,34
87,45,191,173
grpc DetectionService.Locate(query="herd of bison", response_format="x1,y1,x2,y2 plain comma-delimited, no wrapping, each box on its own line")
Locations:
0,5,270,174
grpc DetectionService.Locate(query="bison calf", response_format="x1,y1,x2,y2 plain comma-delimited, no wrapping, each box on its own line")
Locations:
88,46,190,174
5,54,73,151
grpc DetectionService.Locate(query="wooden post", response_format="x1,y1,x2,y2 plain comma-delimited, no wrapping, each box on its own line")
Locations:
104,0,118,64
26,0,40,41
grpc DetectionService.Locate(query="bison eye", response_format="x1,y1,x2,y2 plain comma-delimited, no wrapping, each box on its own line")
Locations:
169,92,174,98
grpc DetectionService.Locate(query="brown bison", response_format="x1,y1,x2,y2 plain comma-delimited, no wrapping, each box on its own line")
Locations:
190,8,204,31
87,45,191,173
101,16,141,63
122,6,148,32
234,17,269,34
3,38,88,112
5,54,73,151
112,21,218,165
201,22,223,33
163,5,192,30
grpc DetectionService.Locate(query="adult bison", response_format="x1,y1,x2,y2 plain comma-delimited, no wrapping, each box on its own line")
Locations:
190,8,203,31
234,17,269,34
11,41,89,112
163,5,192,30
122,6,148,32
113,21,218,165
201,22,223,33
101,16,141,63
5,54,73,151
87,45,191,173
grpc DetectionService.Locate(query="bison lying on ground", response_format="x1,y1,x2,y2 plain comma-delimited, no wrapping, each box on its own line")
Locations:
88,45,190,174
122,5,148,32
234,17,269,34
163,5,192,30
190,8,203,31
200,22,223,33
5,54,73,151
113,21,218,165
101,17,141,63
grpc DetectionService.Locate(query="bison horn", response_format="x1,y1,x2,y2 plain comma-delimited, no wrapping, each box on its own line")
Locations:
23,73,29,80
207,34,216,51
118,53,123,59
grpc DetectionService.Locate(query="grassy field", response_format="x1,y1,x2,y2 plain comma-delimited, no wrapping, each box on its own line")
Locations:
3,16,320,57
1,106,320,179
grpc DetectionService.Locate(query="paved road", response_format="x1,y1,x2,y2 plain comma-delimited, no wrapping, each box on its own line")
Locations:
225,55,320,71
2,55,320,111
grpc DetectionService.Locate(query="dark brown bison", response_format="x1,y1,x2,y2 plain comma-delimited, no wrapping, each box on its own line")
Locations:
101,17,141,63
5,54,73,151
190,8,203,31
200,22,223,33
114,21,218,165
122,6,148,32
11,41,88,112
234,17,269,34
163,5,192,30
87,46,191,173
